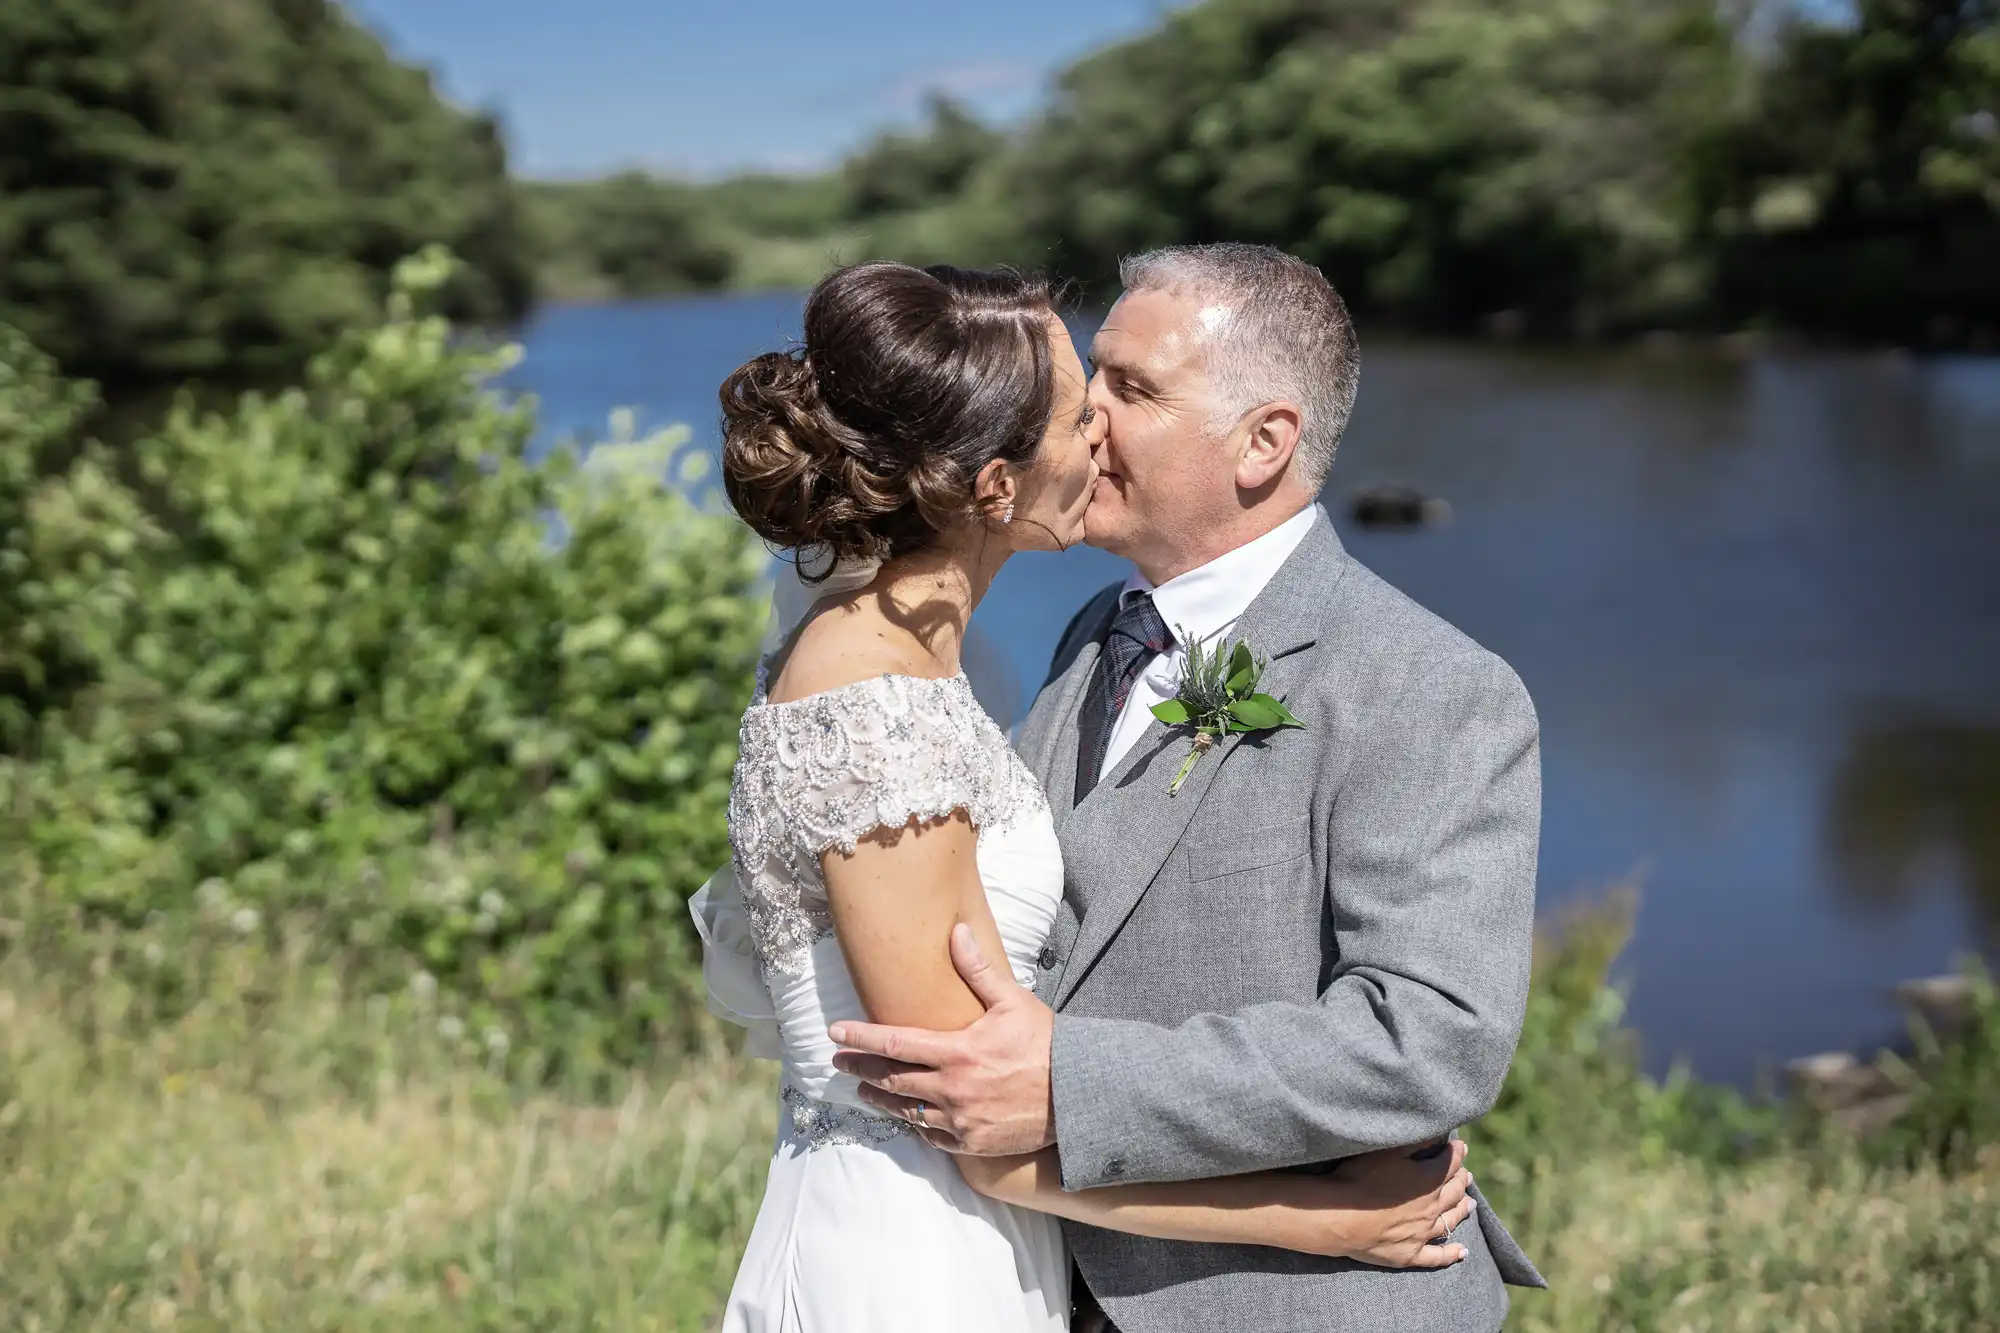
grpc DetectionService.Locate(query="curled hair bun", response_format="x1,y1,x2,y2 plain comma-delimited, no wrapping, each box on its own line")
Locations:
718,262,1061,579
718,348,869,559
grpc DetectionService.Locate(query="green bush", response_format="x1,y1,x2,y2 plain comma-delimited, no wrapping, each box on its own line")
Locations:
1465,890,1784,1248
0,250,768,1069
1869,965,2000,1176
0,325,98,747
0,0,533,384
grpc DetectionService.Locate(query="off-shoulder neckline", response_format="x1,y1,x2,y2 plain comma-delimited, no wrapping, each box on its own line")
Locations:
747,667,972,714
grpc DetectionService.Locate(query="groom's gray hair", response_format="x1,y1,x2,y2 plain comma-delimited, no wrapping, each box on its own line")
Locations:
1118,243,1360,485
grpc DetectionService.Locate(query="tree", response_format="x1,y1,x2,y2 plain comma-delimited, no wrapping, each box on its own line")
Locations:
0,0,533,384
992,0,1736,329
1707,0,2000,339
524,175,735,300
842,95,1003,219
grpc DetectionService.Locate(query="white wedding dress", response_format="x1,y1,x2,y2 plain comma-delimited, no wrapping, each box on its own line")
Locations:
693,562,1070,1333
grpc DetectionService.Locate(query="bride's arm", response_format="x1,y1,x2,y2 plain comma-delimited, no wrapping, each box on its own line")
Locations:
821,808,1017,1037
821,815,1472,1269
953,1142,1475,1267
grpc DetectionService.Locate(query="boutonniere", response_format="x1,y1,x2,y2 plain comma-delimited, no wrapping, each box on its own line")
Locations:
1149,628,1305,796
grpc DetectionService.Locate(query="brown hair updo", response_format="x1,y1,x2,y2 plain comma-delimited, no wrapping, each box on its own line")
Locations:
720,262,1061,577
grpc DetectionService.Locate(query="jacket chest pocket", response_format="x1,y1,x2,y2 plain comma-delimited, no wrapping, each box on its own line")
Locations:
1185,819,1313,883
1185,820,1318,1003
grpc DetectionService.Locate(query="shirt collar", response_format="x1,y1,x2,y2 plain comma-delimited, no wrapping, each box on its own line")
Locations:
1121,505,1320,649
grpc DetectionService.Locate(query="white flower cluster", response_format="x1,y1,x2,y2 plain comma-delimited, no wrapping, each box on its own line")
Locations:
193,877,260,935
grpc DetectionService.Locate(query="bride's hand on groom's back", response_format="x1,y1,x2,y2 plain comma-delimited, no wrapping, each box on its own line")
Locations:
1286,1138,1477,1268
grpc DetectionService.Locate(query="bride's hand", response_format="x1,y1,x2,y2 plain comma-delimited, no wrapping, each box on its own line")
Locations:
1286,1138,1476,1267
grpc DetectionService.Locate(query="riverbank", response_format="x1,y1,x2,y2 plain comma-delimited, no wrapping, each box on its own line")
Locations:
3,895,1995,1332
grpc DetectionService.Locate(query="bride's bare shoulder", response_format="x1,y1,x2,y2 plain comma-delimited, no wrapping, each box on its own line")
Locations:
764,601,943,705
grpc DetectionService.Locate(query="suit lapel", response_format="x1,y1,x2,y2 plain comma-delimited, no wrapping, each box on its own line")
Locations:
1042,641,1098,824
1054,509,1351,1009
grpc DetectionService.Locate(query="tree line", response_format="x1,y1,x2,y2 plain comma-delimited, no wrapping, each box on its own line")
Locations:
541,0,2000,345
2,0,1995,389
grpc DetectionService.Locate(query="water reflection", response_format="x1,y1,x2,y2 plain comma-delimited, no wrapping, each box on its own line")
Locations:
1828,721,2000,948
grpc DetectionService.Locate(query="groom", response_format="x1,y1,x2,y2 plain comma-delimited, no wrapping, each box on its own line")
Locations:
830,243,1544,1331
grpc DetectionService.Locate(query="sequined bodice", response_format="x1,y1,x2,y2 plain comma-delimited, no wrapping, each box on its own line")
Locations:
730,669,1050,974
727,667,1064,1146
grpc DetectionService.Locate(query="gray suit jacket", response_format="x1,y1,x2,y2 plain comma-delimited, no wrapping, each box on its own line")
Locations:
1018,510,1545,1333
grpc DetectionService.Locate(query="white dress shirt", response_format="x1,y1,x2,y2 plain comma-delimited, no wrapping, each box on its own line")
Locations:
1097,505,1320,780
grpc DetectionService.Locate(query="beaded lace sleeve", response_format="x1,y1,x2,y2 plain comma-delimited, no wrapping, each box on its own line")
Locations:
728,673,1044,973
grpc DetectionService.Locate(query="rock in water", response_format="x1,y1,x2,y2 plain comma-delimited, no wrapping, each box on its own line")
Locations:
1348,486,1453,529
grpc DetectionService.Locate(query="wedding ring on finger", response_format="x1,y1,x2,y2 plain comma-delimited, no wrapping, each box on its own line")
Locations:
910,1102,931,1129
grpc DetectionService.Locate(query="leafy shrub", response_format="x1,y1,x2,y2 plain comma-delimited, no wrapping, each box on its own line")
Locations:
0,326,95,746
0,0,533,384
1869,964,2000,1175
1468,889,1785,1247
0,250,767,1067
0,327,162,758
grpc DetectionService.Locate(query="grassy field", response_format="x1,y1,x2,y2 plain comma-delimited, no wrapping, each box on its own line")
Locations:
0,932,775,1332
1,924,1995,1332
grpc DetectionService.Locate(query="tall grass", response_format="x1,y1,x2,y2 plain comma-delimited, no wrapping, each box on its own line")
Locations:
2,882,1994,1331
0,909,774,1331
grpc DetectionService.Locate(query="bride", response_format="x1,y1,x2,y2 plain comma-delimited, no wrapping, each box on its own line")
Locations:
695,262,1475,1333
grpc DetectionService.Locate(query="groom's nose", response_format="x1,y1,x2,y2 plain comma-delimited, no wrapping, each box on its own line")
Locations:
1087,378,1116,450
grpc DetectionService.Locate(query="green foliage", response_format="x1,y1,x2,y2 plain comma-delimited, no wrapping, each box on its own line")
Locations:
1465,892,1785,1241
6,875,1998,1333
0,251,768,1067
981,0,1712,325
1869,964,2000,1175
1705,0,2000,339
1151,632,1302,794
0,901,773,1330
0,0,533,384
0,327,163,768
524,174,736,302
526,0,1997,342
524,96,1007,298
840,95,1003,219
0,328,99,747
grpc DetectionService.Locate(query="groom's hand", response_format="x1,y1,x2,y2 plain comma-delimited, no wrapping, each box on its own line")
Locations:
830,923,1057,1156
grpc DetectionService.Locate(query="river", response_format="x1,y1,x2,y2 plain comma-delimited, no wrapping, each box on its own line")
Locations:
506,291,2000,1087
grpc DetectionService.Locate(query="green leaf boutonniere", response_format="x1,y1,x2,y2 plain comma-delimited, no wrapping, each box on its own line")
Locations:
1149,628,1305,796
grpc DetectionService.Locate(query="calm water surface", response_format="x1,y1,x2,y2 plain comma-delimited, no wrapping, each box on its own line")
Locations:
508,292,2000,1086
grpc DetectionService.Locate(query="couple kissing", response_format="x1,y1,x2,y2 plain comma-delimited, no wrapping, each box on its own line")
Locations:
694,244,1543,1333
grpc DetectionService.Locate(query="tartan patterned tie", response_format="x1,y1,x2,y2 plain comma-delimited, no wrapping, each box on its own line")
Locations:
1074,590,1173,804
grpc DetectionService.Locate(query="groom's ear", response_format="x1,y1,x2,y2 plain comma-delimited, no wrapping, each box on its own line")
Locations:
1235,400,1304,493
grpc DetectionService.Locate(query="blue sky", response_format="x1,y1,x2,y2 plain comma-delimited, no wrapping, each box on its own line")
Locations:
348,1,1177,179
